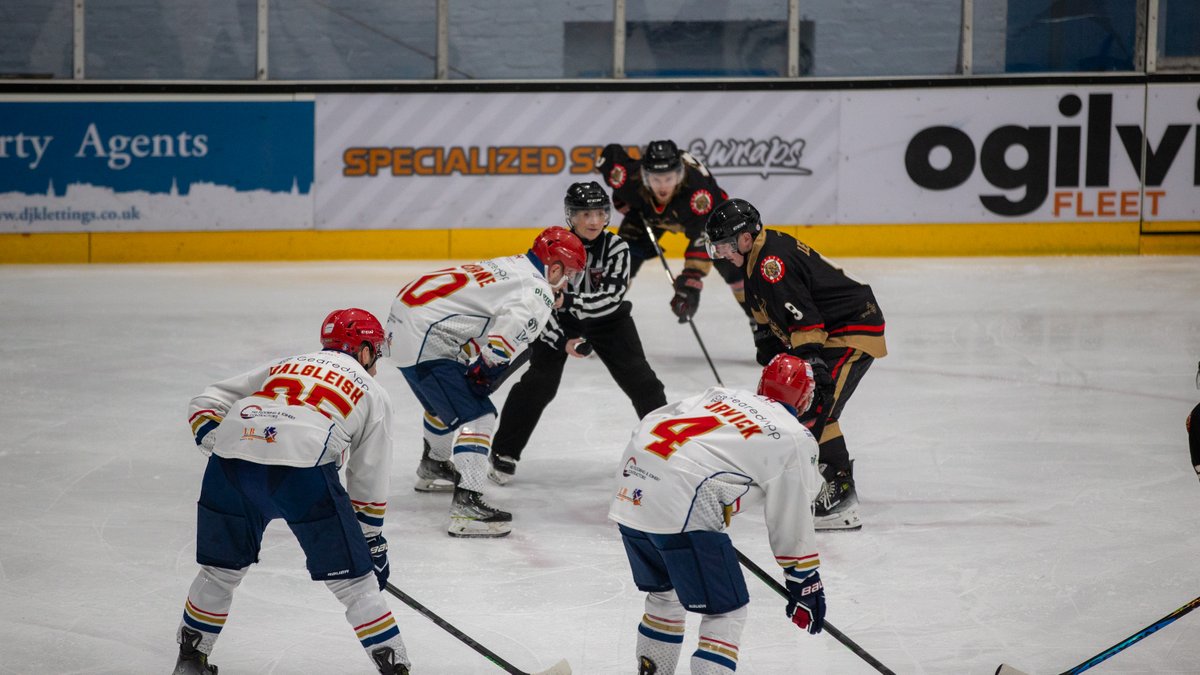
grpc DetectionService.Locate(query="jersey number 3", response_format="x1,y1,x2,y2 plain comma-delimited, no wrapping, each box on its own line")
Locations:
645,416,722,459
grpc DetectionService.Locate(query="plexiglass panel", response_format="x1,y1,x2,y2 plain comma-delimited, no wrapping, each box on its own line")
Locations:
623,0,788,77
802,0,963,76
1005,0,1137,72
449,0,614,79
86,1,257,79
1,0,74,79
269,0,436,80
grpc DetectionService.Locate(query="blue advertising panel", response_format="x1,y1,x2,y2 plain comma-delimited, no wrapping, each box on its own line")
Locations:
0,100,313,232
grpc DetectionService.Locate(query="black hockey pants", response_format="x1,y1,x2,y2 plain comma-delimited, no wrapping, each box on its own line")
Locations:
492,314,666,461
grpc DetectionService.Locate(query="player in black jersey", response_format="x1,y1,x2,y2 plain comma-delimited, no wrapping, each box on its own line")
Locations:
596,139,751,324
488,181,667,485
705,198,887,531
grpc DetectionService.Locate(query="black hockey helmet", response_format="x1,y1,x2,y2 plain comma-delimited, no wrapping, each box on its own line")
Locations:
641,140,683,174
563,181,612,228
704,198,763,257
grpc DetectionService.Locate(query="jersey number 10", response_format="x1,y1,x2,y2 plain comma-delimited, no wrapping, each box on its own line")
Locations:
399,270,469,307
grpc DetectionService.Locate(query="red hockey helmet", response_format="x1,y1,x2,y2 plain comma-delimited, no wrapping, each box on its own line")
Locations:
532,226,587,286
757,354,816,415
321,308,386,357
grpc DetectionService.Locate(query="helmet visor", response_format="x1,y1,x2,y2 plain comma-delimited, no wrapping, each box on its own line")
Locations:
704,232,741,260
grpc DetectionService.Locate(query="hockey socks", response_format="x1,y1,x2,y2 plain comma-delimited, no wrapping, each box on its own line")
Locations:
177,565,248,655
328,574,411,671
691,607,746,674
636,591,685,674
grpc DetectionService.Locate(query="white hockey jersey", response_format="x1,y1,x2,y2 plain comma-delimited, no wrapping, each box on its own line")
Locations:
187,349,394,536
608,387,823,578
385,253,556,368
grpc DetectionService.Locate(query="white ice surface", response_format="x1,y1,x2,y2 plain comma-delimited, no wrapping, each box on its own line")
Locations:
1,256,1198,674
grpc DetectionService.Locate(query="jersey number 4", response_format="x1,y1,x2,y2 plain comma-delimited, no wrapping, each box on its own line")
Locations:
645,415,722,460
399,270,469,307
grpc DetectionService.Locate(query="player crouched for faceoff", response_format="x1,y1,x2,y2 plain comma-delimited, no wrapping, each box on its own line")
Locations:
609,355,827,675
489,181,667,484
385,227,586,537
705,198,886,531
177,309,409,675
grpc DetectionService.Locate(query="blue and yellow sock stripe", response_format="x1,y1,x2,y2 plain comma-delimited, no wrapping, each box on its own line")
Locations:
352,499,386,528
423,411,452,436
638,613,685,644
454,433,491,456
695,635,739,671
182,598,226,634
355,611,400,648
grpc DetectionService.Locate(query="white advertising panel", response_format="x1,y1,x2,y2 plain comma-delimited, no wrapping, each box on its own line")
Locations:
314,91,841,229
1144,84,1200,223
839,85,1154,223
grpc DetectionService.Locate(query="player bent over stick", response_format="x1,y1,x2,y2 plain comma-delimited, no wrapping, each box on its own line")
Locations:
385,227,587,538
178,309,410,674
609,354,828,675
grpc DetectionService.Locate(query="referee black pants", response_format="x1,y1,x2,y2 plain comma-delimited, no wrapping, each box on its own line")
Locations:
493,314,666,461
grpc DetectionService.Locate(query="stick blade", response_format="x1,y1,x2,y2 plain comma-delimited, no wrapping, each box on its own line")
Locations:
531,658,572,675
996,664,1032,675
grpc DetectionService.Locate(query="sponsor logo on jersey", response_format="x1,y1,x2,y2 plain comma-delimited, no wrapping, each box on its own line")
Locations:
240,405,296,421
623,457,661,481
760,256,785,284
608,164,627,188
689,189,714,215
240,426,278,443
615,487,643,505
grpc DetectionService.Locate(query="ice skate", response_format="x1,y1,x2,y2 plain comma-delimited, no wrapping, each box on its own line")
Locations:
414,440,459,492
813,461,862,531
638,656,658,674
488,453,518,485
370,646,410,675
448,486,512,537
173,627,218,675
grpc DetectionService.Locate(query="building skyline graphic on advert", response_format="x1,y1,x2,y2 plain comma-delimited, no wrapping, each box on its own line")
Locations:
0,101,314,198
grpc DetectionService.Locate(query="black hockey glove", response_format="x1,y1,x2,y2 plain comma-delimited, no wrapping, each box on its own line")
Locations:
597,143,626,174
754,325,785,366
670,269,704,323
465,357,508,397
365,533,389,591
785,570,826,635
793,351,833,426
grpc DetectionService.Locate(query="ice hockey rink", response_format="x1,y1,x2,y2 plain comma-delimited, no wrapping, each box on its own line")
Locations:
1,254,1198,675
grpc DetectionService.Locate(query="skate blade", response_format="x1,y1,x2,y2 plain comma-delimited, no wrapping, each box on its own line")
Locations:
814,507,862,531
448,517,512,538
414,477,455,492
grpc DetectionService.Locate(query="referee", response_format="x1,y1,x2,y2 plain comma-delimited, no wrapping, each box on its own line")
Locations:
489,181,667,484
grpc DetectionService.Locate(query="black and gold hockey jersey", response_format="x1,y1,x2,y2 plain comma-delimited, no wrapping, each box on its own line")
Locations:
743,229,887,359
597,144,728,242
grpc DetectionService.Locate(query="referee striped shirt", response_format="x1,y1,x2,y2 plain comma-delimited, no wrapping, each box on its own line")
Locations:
542,230,631,348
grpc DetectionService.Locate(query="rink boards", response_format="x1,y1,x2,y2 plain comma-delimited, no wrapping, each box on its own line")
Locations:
1,79,1198,261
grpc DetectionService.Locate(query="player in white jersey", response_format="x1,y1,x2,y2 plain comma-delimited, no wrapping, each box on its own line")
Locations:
174,309,410,675
609,354,827,675
385,226,586,537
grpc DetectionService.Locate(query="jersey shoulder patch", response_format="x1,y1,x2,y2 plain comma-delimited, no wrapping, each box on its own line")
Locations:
689,189,714,215
759,255,786,284
608,164,628,189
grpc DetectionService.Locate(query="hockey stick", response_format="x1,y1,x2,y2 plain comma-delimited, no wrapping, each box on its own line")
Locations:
384,582,572,675
488,348,532,392
733,548,896,675
995,594,1200,675
643,223,724,386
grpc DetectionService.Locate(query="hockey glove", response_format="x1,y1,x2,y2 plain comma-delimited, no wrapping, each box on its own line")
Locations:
670,269,704,323
794,352,833,427
785,570,826,635
466,358,508,397
754,324,785,366
365,533,389,591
